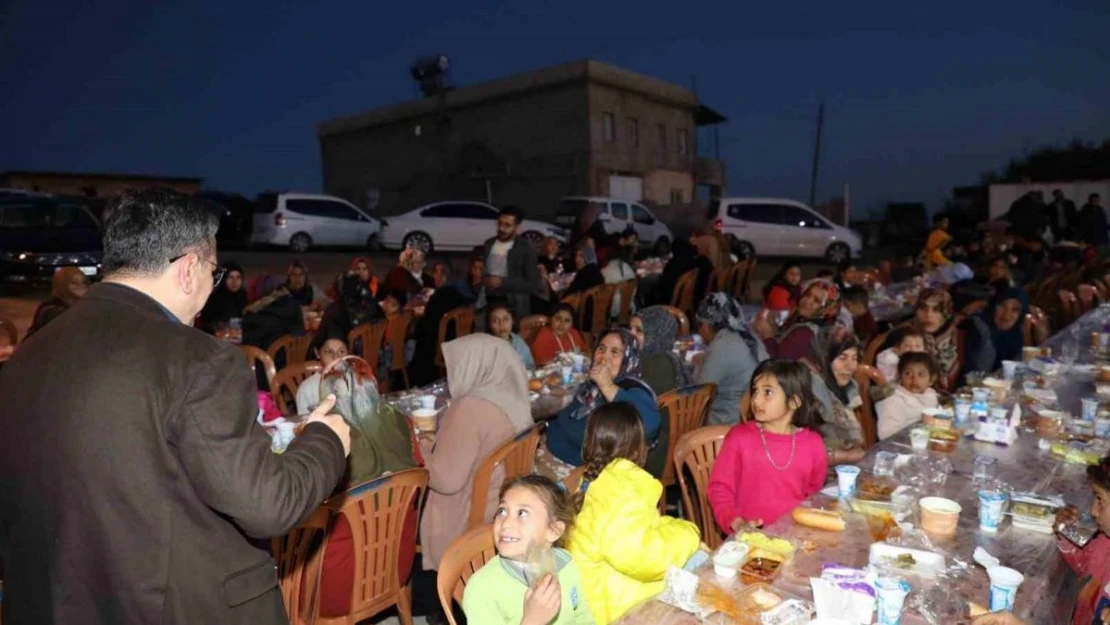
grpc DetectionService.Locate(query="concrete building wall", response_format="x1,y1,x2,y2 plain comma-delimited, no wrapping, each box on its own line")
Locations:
644,169,694,205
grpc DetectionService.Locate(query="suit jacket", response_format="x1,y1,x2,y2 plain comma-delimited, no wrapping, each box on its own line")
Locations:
481,235,540,317
0,282,346,625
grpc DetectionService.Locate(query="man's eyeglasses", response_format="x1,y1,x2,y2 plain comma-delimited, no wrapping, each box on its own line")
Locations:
169,254,227,287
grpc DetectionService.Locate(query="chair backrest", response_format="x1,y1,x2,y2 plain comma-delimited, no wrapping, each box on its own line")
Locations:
580,331,595,354
739,390,750,423
707,266,730,294
466,422,545,530
519,314,548,344
661,305,690,336
723,261,746,296
271,361,323,416
615,279,637,325
435,306,476,367
1078,284,1100,315
560,292,583,311
0,317,18,346
384,312,412,391
877,260,893,285
863,330,890,367
562,464,589,496
1057,290,1079,327
271,506,331,625
348,320,388,372
671,269,697,313
436,524,497,625
657,384,718,487
580,284,616,335
268,332,316,367
240,345,277,389
324,468,429,623
735,256,757,302
674,425,730,550
853,365,886,448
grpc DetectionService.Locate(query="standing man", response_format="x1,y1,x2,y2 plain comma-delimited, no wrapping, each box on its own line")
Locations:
1045,189,1077,242
480,205,540,317
0,189,351,624
1077,193,1109,252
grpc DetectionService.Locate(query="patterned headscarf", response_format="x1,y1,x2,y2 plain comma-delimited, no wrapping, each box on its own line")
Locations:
911,288,957,389
636,306,692,388
696,292,764,356
780,278,841,336
399,247,425,273
570,326,654,420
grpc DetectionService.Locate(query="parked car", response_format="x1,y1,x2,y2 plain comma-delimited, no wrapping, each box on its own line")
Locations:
251,192,381,253
706,197,862,262
195,191,255,248
555,196,673,255
378,201,567,253
0,193,102,287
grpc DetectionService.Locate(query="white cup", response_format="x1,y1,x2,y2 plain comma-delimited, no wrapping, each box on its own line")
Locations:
1001,360,1020,380
875,577,910,625
835,465,861,499
909,426,930,451
1081,397,1100,422
978,490,1007,533
417,394,437,410
988,567,1024,611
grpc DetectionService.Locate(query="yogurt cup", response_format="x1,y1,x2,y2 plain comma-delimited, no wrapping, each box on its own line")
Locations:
411,408,438,433
875,577,910,625
416,394,437,410
710,542,749,578
1095,418,1110,439
1001,360,1020,380
988,566,1024,611
920,497,962,536
978,490,1007,533
1081,397,1101,422
835,465,861,499
953,397,973,425
909,426,930,451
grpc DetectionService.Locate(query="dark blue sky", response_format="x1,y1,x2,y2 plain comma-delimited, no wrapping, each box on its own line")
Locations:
2,0,1108,216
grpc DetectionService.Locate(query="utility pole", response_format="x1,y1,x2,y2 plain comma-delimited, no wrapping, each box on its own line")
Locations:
808,102,824,207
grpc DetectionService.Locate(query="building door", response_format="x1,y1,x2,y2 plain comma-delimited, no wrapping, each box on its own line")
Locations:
608,176,643,201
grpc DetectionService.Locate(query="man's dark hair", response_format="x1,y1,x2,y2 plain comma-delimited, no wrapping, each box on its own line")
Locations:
499,205,523,225
432,260,453,280
842,285,869,307
897,351,940,379
101,189,219,277
815,269,834,279
1092,193,1102,203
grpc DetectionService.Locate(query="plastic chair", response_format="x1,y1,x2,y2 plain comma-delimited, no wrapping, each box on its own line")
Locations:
739,390,750,423
671,269,697,315
271,506,332,625
854,365,886,448
863,330,891,367
735,256,758,303
348,320,388,373
674,425,730,550
0,317,17,346
317,468,429,625
661,305,690,336
1078,284,1101,314
1057,290,1080,328
615,279,637,325
562,464,589,496
239,345,277,390
707,266,731,294
385,312,412,392
580,284,616,335
436,524,497,625
434,307,476,369
518,314,548,345
271,361,323,416
466,422,545,530
268,332,316,367
657,383,718,487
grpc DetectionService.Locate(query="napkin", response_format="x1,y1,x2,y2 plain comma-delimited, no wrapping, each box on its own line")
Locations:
811,577,874,625
973,546,1000,570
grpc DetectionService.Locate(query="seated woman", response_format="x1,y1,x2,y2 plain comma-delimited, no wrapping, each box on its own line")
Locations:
805,329,867,465
485,301,535,369
650,237,713,307
530,302,586,366
563,245,605,297
26,266,90,338
451,256,485,301
762,262,801,313
630,306,691,395
342,256,380,299
295,335,349,415
197,261,246,334
285,261,320,309
416,334,535,619
758,278,842,361
384,247,431,297
949,280,997,385
906,288,961,391
984,286,1029,370
536,327,661,481
695,293,769,426
602,230,638,317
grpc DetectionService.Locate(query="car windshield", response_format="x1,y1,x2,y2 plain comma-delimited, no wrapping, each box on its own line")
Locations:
556,199,604,226
0,201,99,229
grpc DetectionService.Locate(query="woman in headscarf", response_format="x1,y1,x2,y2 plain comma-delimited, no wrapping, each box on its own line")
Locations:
762,262,802,313
26,267,89,337
284,261,316,308
949,280,997,385
760,278,842,361
650,237,713,306
242,275,306,370
630,306,692,395
694,293,770,426
692,230,730,270
197,261,247,333
383,247,429,297
984,286,1029,370
536,327,661,481
563,244,605,296
805,328,867,465
907,287,960,391
339,256,380,299
416,334,534,613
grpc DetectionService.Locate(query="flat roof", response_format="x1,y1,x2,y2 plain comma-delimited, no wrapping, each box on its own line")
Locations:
318,59,727,138
0,170,203,183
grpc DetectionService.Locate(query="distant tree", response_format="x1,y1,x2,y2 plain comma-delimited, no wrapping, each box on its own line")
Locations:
979,138,1110,184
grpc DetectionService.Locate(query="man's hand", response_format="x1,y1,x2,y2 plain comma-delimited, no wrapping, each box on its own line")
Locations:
305,394,351,457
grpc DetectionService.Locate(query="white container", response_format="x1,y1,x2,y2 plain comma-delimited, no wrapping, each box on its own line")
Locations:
1001,360,1020,380
868,543,947,577
978,490,1007,533
711,542,749,578
909,426,930,451
835,465,861,499
1081,397,1101,422
875,578,910,625
987,566,1024,611
416,394,437,410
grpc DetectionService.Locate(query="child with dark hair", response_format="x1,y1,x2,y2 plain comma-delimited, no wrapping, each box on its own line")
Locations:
486,301,535,368
876,328,926,382
1053,456,1110,625
567,402,700,624
841,285,879,343
707,360,829,532
462,475,594,625
875,352,940,440
531,302,586,366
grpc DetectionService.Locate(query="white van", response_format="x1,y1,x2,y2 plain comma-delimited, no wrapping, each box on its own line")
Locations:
707,197,861,262
251,192,381,253
556,196,673,254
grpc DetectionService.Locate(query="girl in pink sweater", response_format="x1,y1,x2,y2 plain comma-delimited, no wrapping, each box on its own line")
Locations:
708,359,828,533
1054,456,1110,625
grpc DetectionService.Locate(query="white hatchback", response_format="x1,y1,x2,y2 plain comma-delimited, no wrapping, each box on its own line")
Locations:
378,201,567,253
707,197,862,262
556,196,674,255
251,192,381,253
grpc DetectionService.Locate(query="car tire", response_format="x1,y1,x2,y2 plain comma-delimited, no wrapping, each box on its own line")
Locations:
730,237,755,260
366,233,381,251
653,236,671,256
289,232,312,253
402,231,434,254
825,242,850,264
521,230,544,250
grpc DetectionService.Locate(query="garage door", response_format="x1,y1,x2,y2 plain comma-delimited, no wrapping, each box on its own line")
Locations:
608,176,643,201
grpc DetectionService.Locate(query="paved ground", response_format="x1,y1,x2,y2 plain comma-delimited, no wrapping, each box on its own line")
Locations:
0,248,835,340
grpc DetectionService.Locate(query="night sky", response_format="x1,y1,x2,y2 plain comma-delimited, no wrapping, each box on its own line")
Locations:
2,0,1108,216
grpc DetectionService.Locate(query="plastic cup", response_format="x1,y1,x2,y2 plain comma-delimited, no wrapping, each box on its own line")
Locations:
1001,360,1020,380
873,451,897,477
835,465,861,499
1022,346,1040,363
875,577,910,625
571,353,586,374
1081,397,1100,422
1095,418,1110,439
417,394,437,410
560,365,573,385
978,490,1007,533
909,426,930,451
973,455,998,482
411,408,438,433
988,566,1024,611
953,398,972,425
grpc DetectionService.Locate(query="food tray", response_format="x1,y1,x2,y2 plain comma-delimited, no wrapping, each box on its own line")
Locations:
868,542,946,578
739,548,790,586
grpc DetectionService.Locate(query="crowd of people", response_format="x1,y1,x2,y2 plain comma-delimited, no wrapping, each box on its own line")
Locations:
1,187,1108,625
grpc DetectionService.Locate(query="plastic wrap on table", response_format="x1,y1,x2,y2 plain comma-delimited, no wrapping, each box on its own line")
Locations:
909,577,972,625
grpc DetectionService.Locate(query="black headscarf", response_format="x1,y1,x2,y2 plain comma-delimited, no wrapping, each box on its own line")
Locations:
811,329,860,405
198,261,247,332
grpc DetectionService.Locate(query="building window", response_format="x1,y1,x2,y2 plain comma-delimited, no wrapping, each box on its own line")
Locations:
670,189,684,204
657,124,667,152
627,118,639,147
677,129,688,156
602,112,615,142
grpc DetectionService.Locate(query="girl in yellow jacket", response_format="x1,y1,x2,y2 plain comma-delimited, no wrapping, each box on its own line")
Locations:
922,215,953,268
566,402,702,624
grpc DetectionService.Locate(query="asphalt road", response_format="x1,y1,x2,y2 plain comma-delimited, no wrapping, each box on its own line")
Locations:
0,248,836,340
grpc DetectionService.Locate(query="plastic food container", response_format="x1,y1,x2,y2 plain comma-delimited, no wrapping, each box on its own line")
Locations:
868,542,947,577
1009,493,1061,534
919,497,962,536
711,541,749,578
928,428,960,453
739,548,788,585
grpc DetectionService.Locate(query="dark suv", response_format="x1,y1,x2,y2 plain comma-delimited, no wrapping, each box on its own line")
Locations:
0,193,102,287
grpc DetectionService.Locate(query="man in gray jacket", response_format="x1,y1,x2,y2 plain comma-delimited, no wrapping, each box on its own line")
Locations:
480,205,540,317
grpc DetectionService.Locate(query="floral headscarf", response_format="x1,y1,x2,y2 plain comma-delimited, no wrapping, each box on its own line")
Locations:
570,326,654,420
911,288,957,389
399,247,425,274
695,292,763,356
636,306,692,388
780,278,841,335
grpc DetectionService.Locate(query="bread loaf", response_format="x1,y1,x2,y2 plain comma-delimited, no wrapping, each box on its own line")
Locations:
791,507,846,531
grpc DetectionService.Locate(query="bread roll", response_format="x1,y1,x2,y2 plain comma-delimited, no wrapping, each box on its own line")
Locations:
791,507,846,531
528,379,544,392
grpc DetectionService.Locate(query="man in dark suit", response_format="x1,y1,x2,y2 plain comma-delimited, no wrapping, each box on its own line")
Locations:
479,205,540,317
0,189,351,624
